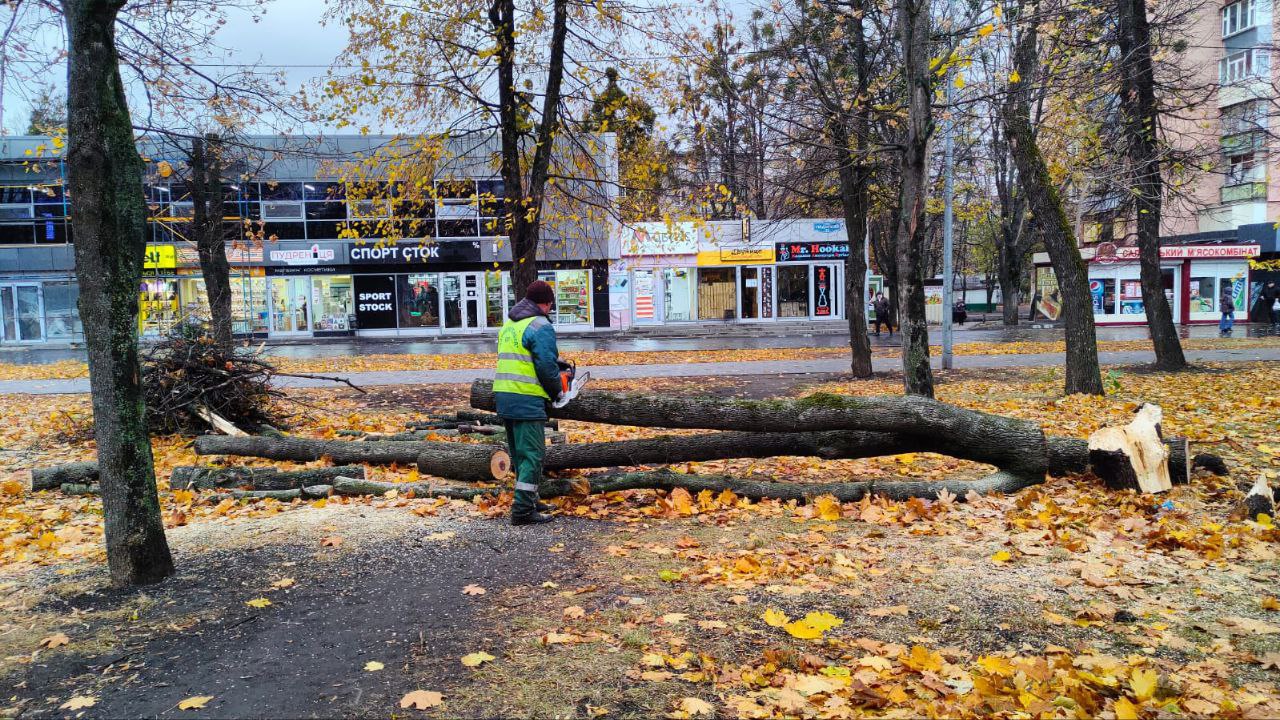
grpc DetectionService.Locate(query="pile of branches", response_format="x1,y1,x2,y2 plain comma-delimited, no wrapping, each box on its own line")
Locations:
140,324,360,435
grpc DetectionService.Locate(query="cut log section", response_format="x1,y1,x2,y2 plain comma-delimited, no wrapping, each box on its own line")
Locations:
1241,475,1275,520
30,462,99,491
417,446,512,483
169,465,366,491
1087,404,1172,493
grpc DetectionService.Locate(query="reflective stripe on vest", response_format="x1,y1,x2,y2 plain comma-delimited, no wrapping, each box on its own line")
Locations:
493,316,550,399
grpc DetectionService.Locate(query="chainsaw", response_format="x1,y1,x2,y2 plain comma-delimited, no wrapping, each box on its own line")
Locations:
552,359,589,409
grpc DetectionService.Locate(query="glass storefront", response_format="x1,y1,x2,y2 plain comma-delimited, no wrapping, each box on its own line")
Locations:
485,271,509,326
42,281,80,340
231,275,269,335
398,273,441,328
270,276,312,333
178,278,211,321
311,275,354,331
139,277,181,337
697,267,737,320
663,268,695,321
541,270,591,325
777,265,810,318
740,267,761,320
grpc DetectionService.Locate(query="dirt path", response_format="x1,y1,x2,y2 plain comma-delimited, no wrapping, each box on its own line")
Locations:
9,506,592,719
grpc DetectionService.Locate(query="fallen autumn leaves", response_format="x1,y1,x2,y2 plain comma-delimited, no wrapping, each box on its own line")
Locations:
2,361,1279,717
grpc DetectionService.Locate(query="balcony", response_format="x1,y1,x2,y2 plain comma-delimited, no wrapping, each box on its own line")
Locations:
1220,181,1267,203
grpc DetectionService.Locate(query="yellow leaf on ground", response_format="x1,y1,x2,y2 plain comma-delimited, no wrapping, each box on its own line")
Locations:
670,487,694,515
245,597,272,608
991,550,1012,564
763,608,789,627
270,578,295,589
661,613,688,625
976,655,1016,677
1263,596,1280,611
364,661,384,671
60,696,97,710
461,651,495,667
783,620,824,640
669,697,715,718
1129,667,1158,702
801,611,843,632
1114,697,1139,720
563,605,586,619
40,632,70,649
542,632,575,645
178,696,213,711
813,495,842,522
902,644,943,672
462,584,486,596
400,690,444,709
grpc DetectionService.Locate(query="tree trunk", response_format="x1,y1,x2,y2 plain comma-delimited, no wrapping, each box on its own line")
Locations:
838,0,873,378
543,430,915,470
472,380,1047,481
894,0,935,397
189,134,233,347
1116,0,1186,369
1000,22,1103,396
417,447,512,483
997,235,1024,326
169,465,366,491
194,434,496,468
63,0,174,586
490,0,568,299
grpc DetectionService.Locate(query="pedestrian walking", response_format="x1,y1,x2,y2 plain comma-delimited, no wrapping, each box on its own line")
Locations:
493,280,563,526
872,293,892,336
1219,284,1236,335
1266,280,1280,327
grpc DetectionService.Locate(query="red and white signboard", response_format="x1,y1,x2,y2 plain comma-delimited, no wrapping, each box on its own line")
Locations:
1092,243,1259,263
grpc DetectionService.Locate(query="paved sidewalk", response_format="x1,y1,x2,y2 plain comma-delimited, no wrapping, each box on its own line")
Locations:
2,346,1276,395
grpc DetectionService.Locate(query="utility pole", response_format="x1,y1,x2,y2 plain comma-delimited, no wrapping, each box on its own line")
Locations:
941,73,955,370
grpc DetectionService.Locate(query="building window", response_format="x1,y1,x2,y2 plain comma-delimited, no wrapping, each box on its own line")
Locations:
311,275,354,331
1220,48,1268,84
1226,152,1262,184
1089,278,1116,315
697,267,737,320
1190,276,1216,312
398,273,442,328
1222,0,1256,37
260,182,304,219
1221,100,1265,135
663,268,696,321
539,270,592,325
777,265,810,318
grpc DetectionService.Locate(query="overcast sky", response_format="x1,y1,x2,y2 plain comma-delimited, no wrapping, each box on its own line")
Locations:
0,0,348,136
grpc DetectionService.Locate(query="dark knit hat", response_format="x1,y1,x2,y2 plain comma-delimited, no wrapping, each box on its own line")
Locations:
525,280,555,305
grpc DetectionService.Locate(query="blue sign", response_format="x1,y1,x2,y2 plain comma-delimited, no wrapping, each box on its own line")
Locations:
812,221,843,234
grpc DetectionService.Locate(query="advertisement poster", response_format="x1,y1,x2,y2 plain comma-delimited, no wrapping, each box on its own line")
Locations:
1089,280,1104,313
1119,279,1144,314
814,266,832,316
1034,269,1061,320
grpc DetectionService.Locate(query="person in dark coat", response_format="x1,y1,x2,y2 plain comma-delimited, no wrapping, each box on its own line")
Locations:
1219,283,1236,335
872,293,892,336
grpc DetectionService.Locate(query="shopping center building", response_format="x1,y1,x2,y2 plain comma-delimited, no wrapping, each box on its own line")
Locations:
0,134,616,344
610,219,881,328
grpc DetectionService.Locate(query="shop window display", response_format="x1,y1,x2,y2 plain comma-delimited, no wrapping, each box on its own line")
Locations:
139,278,181,336
697,267,737,320
663,268,696,321
777,265,810,318
311,276,354,331
231,275,268,335
485,272,510,326
1118,278,1144,314
541,270,590,325
178,278,211,322
398,273,441,328
1190,276,1216,313
42,281,82,340
270,276,311,333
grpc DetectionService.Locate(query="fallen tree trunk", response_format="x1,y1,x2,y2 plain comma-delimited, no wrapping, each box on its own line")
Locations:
416,446,512,483
472,380,1049,481
169,465,365,491
195,434,483,466
30,462,99,491
208,484,333,503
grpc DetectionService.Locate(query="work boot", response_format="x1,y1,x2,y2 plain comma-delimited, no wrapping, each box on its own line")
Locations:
511,512,555,526
536,501,555,513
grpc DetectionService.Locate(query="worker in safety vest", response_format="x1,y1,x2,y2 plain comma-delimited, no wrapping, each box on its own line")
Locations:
493,280,562,525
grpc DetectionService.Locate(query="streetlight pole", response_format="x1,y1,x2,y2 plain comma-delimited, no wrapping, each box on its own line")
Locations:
941,72,956,370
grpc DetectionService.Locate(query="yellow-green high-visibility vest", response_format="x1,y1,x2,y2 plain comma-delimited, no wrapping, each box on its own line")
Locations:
493,316,551,399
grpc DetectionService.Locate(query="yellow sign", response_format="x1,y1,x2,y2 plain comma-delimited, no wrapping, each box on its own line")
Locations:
144,244,176,269
696,248,775,266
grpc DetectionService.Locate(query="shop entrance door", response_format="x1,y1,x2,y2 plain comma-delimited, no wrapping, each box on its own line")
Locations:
739,267,762,320
0,284,45,342
269,276,312,335
441,273,486,332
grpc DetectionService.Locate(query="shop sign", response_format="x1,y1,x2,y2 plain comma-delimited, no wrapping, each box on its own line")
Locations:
775,242,850,262
226,245,265,264
695,248,774,266
348,240,481,265
353,274,397,329
622,222,701,256
144,244,176,269
267,242,340,266
812,220,843,234
1092,243,1260,263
